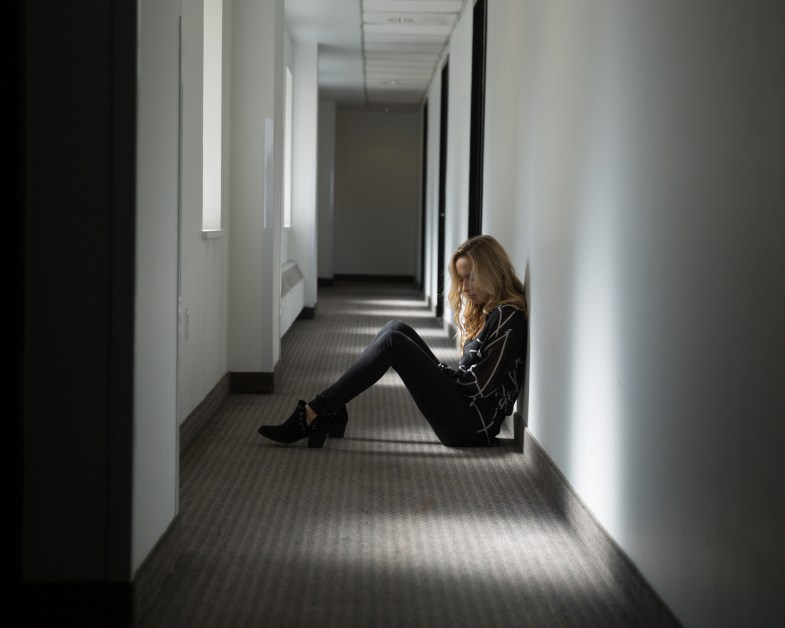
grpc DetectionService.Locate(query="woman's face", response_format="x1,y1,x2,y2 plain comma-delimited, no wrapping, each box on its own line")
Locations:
455,256,486,304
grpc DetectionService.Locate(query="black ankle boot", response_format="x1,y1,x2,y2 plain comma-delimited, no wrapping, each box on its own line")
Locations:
327,404,349,438
257,400,330,448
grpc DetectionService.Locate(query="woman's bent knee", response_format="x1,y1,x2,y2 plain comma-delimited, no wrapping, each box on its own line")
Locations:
383,319,412,334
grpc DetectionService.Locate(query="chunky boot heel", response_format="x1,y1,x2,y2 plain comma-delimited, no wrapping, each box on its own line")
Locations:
307,426,329,448
258,400,329,447
327,404,349,438
328,421,347,439
306,411,331,448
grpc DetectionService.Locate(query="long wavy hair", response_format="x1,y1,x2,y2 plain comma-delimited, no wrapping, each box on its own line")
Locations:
447,235,527,348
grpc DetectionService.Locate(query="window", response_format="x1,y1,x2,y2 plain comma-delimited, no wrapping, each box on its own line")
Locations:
283,65,293,228
202,0,223,233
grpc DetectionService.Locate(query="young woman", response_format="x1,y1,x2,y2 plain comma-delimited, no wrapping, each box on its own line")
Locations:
257,234,528,448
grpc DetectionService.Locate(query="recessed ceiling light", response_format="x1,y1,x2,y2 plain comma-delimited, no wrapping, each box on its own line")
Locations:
387,17,414,24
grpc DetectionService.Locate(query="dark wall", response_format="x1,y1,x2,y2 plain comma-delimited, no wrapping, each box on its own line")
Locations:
20,0,136,611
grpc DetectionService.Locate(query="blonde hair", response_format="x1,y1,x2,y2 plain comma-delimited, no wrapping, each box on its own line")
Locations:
447,235,527,348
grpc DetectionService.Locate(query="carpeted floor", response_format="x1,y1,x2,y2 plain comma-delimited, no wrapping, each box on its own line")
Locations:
134,282,674,628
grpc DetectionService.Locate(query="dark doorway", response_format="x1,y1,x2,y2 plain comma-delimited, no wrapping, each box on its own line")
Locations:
420,101,428,292
468,0,487,237
436,61,449,318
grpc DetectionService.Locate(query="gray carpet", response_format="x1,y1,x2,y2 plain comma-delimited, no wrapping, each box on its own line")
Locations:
135,282,672,628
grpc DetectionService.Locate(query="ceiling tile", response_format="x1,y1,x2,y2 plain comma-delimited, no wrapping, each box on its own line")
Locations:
363,1,464,13
360,0,465,105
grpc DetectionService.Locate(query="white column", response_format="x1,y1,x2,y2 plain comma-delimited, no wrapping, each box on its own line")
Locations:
228,0,284,383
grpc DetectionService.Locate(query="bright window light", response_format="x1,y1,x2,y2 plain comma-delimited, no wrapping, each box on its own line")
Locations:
283,66,293,228
202,0,222,232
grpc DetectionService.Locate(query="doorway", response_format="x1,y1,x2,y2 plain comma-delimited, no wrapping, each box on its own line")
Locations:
468,0,487,238
436,60,449,318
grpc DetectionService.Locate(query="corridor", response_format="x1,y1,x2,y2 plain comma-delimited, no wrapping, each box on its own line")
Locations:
134,282,678,628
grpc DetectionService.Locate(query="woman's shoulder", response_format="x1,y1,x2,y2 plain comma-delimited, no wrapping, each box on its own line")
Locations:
485,304,527,329
489,303,526,317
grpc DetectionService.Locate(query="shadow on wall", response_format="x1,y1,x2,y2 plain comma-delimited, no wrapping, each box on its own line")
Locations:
514,261,532,450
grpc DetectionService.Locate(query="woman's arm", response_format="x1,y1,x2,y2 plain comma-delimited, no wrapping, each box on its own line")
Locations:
450,306,527,399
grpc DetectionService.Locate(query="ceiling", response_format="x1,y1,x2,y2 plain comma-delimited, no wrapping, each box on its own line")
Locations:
285,0,467,108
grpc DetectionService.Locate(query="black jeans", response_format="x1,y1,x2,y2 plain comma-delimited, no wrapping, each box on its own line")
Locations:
308,320,483,446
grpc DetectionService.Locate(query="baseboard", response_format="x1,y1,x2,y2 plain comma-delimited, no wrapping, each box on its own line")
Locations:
318,277,334,287
136,373,234,622
180,373,230,453
229,371,274,394
298,304,317,319
523,428,683,627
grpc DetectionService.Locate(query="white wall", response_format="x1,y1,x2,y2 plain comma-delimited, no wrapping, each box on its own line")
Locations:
177,0,285,404
133,0,285,574
317,99,337,279
421,2,474,321
442,4,473,307
479,0,525,265
133,0,181,573
227,0,284,374
469,1,785,626
333,108,421,277
178,0,230,420
289,40,319,307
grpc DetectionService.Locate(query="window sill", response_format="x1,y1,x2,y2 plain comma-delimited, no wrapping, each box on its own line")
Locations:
202,229,224,240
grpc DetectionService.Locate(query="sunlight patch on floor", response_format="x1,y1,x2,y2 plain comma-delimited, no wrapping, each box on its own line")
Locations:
346,298,430,308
